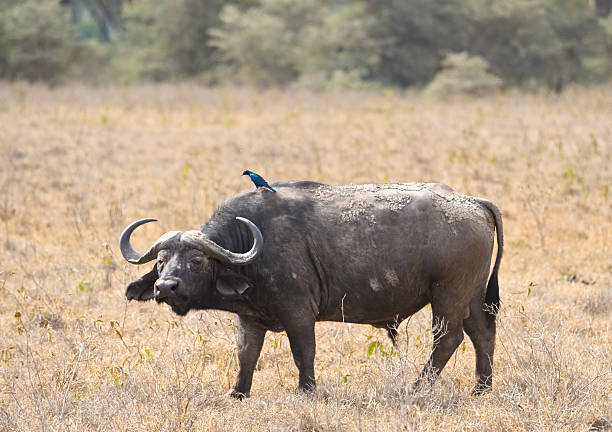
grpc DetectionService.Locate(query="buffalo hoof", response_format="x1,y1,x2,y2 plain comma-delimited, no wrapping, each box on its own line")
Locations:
410,376,434,394
298,381,316,395
298,387,316,397
227,389,248,400
471,382,492,396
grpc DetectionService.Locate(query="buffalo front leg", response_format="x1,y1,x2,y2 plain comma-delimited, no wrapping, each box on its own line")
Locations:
283,316,316,392
228,315,267,399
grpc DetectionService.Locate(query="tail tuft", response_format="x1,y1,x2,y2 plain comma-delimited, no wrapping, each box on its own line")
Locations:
484,271,500,323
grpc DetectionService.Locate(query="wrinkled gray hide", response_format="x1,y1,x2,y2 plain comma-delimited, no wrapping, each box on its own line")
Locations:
120,181,503,398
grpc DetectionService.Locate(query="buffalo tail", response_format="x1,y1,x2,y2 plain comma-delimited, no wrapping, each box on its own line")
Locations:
475,198,504,324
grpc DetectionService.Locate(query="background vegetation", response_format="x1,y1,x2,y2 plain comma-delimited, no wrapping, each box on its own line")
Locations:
0,84,610,431
0,0,611,90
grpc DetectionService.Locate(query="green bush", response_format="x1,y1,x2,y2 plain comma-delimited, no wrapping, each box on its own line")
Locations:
108,0,171,82
209,0,316,86
424,52,503,96
209,0,380,88
293,2,380,86
0,0,76,83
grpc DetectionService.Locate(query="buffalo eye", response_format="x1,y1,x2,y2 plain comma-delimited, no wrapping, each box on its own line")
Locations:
157,251,169,271
188,256,204,272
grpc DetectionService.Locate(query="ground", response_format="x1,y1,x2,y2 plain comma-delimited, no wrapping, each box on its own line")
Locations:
0,83,610,431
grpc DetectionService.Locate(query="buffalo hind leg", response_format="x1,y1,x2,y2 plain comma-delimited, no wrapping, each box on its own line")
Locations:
414,300,465,390
463,292,496,394
229,315,267,399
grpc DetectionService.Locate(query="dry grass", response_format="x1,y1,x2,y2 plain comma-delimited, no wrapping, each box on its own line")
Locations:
0,82,610,431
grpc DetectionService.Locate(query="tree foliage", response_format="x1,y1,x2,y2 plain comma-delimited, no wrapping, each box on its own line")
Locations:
373,0,476,87
209,0,311,86
373,0,610,90
466,0,610,89
0,0,77,82
109,0,171,82
62,0,128,42
293,1,380,88
0,0,609,90
161,0,257,80
208,0,379,88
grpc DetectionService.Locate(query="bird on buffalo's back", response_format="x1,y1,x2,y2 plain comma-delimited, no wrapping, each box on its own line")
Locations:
242,170,276,192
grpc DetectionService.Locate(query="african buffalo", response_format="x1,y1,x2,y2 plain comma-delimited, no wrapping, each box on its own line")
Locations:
120,181,503,397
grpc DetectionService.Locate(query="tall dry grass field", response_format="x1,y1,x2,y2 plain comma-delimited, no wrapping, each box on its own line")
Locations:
0,83,610,431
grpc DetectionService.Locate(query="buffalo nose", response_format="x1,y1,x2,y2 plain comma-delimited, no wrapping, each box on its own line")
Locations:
154,279,178,299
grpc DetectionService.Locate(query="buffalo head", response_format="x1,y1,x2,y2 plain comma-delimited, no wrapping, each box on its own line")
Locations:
119,217,263,315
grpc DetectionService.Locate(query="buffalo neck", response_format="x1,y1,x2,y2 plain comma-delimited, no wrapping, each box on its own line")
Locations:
206,292,266,319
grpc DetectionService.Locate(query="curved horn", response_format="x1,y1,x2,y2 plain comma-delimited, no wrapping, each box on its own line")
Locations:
180,217,263,266
120,218,180,265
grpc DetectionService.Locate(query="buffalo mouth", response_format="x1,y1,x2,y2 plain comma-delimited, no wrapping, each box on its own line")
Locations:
155,292,190,315
171,304,190,316
168,301,191,316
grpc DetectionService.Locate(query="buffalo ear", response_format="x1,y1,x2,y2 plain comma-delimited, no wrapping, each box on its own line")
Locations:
126,264,158,301
216,269,252,298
